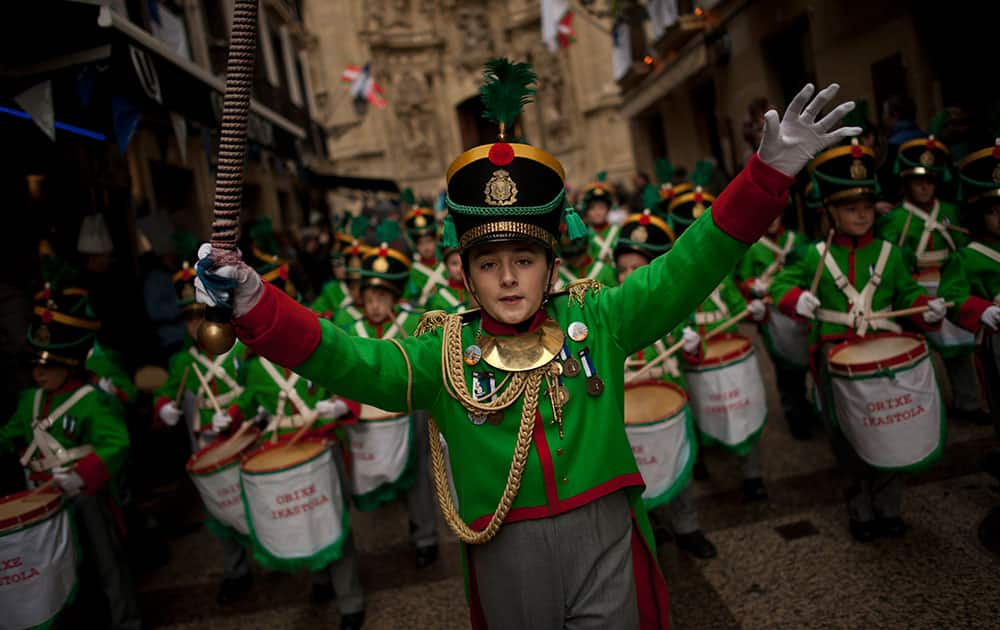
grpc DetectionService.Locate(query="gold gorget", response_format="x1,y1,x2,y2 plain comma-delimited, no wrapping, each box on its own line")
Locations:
477,318,564,372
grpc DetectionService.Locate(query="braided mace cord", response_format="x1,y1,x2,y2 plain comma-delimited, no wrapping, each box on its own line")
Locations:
210,0,257,260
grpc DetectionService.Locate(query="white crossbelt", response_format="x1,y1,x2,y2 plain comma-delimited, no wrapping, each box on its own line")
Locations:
966,243,1000,304
757,231,797,286
336,282,354,309
591,224,621,264
436,287,461,308
22,386,96,472
694,286,729,325
355,310,410,340
902,200,955,265
189,346,243,409
414,260,449,306
814,240,899,336
260,358,318,430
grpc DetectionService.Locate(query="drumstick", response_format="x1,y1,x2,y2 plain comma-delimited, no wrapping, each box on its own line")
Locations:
174,366,191,406
270,391,288,444
863,301,954,321
946,224,970,235
190,364,223,415
285,409,320,449
703,308,754,342
898,211,913,247
810,229,835,295
625,338,687,384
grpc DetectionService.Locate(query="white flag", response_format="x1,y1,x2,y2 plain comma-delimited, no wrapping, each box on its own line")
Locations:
612,21,632,81
14,81,55,141
541,0,571,52
647,0,679,39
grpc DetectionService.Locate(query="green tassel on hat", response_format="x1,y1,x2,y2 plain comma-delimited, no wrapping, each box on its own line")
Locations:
564,205,588,240
440,214,458,249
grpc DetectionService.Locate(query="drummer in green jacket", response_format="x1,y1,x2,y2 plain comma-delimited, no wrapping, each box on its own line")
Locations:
425,244,474,313
938,139,1000,426
580,174,621,266
553,227,618,289
615,210,717,560
1,287,141,629
404,206,449,307
311,234,366,327
876,134,984,424
735,213,814,439
770,138,945,542
196,64,858,627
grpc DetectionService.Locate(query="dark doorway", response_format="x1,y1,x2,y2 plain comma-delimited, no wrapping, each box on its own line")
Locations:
762,14,816,107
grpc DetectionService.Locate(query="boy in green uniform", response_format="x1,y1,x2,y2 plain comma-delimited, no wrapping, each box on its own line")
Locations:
311,235,367,327
1,288,141,629
876,135,985,423
771,138,946,542
939,138,1000,425
669,187,770,500
735,214,814,439
580,173,621,266
404,206,448,307
615,210,717,559
425,244,473,313
342,244,440,568
554,227,619,289
196,66,857,627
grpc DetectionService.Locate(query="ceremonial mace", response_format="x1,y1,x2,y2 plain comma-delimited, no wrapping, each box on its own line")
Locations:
197,0,258,355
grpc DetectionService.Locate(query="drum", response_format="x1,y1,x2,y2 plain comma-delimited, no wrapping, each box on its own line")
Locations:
624,382,695,509
0,486,77,629
827,333,944,470
186,427,260,537
240,438,347,570
133,365,168,393
762,305,810,368
347,405,414,511
913,268,976,356
682,333,767,454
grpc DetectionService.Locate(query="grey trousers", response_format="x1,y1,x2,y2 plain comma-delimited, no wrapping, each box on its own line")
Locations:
73,493,142,630
666,485,700,535
818,343,904,521
407,411,439,550
739,442,763,479
312,445,365,615
221,535,249,579
470,490,639,630
943,352,982,412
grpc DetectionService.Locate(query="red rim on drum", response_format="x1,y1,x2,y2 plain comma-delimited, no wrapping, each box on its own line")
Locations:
827,332,928,376
241,437,330,475
683,332,752,367
186,427,262,475
0,485,62,532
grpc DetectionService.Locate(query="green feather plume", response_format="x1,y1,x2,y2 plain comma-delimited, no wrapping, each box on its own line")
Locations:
251,217,279,255
400,188,415,205
654,158,674,185
596,170,607,183
375,219,401,244
642,184,660,210
479,58,537,128
350,215,369,239
927,110,949,137
690,160,714,188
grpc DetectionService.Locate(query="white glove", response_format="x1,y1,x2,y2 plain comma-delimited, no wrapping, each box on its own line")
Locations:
315,399,349,419
682,326,701,355
922,298,947,324
194,243,265,318
159,401,183,427
795,291,821,319
757,83,863,177
749,278,770,298
97,377,116,395
982,305,1000,329
212,411,233,432
748,299,767,322
52,466,85,497
254,405,272,428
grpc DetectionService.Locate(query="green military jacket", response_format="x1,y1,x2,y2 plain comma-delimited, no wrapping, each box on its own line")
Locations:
588,223,622,266
876,199,967,268
86,342,137,406
938,239,1000,332
685,274,747,336
554,254,618,290
735,229,810,296
425,282,472,314
154,338,247,431
341,306,422,340
770,232,932,348
625,323,689,391
1,381,129,491
405,256,448,308
235,355,337,438
311,280,362,327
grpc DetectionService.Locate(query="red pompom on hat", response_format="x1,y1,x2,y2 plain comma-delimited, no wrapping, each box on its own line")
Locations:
488,142,515,167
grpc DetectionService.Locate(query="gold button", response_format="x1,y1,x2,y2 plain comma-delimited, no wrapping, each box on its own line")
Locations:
561,476,568,484
556,448,564,456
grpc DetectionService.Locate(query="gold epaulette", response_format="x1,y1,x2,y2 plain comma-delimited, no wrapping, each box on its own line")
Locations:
415,310,450,336
552,278,603,308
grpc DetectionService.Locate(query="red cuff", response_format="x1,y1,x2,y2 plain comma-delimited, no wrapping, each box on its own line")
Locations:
235,283,322,368
153,395,171,423
778,287,805,319
739,278,756,299
337,399,361,426
956,296,991,333
75,453,110,494
908,295,941,331
711,154,794,244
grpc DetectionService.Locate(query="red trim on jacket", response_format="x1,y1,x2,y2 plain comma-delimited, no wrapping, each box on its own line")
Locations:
957,295,992,333
468,473,645,531
712,155,793,244
74,452,110,494
480,309,549,336
632,519,671,630
234,283,322,368
531,412,560,506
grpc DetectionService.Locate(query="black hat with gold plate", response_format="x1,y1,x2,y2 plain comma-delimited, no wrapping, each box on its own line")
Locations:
613,210,675,263
442,58,585,254
172,261,204,316
360,243,411,295
248,217,297,297
29,285,100,368
807,137,879,205
404,207,438,241
895,135,951,180
343,239,372,282
958,138,1000,206
580,172,614,212
666,160,715,234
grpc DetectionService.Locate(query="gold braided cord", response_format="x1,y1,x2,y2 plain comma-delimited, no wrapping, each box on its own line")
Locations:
415,310,450,336
386,338,413,414
441,315,528,411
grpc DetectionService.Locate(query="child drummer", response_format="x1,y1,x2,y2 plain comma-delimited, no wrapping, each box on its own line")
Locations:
1,287,141,628
311,233,367,327
614,210,717,559
579,173,620,266
770,138,946,542
341,244,440,569
876,134,985,423
667,183,771,501
553,226,619,289
196,63,858,627
938,137,1000,425
404,204,449,307
425,243,474,313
